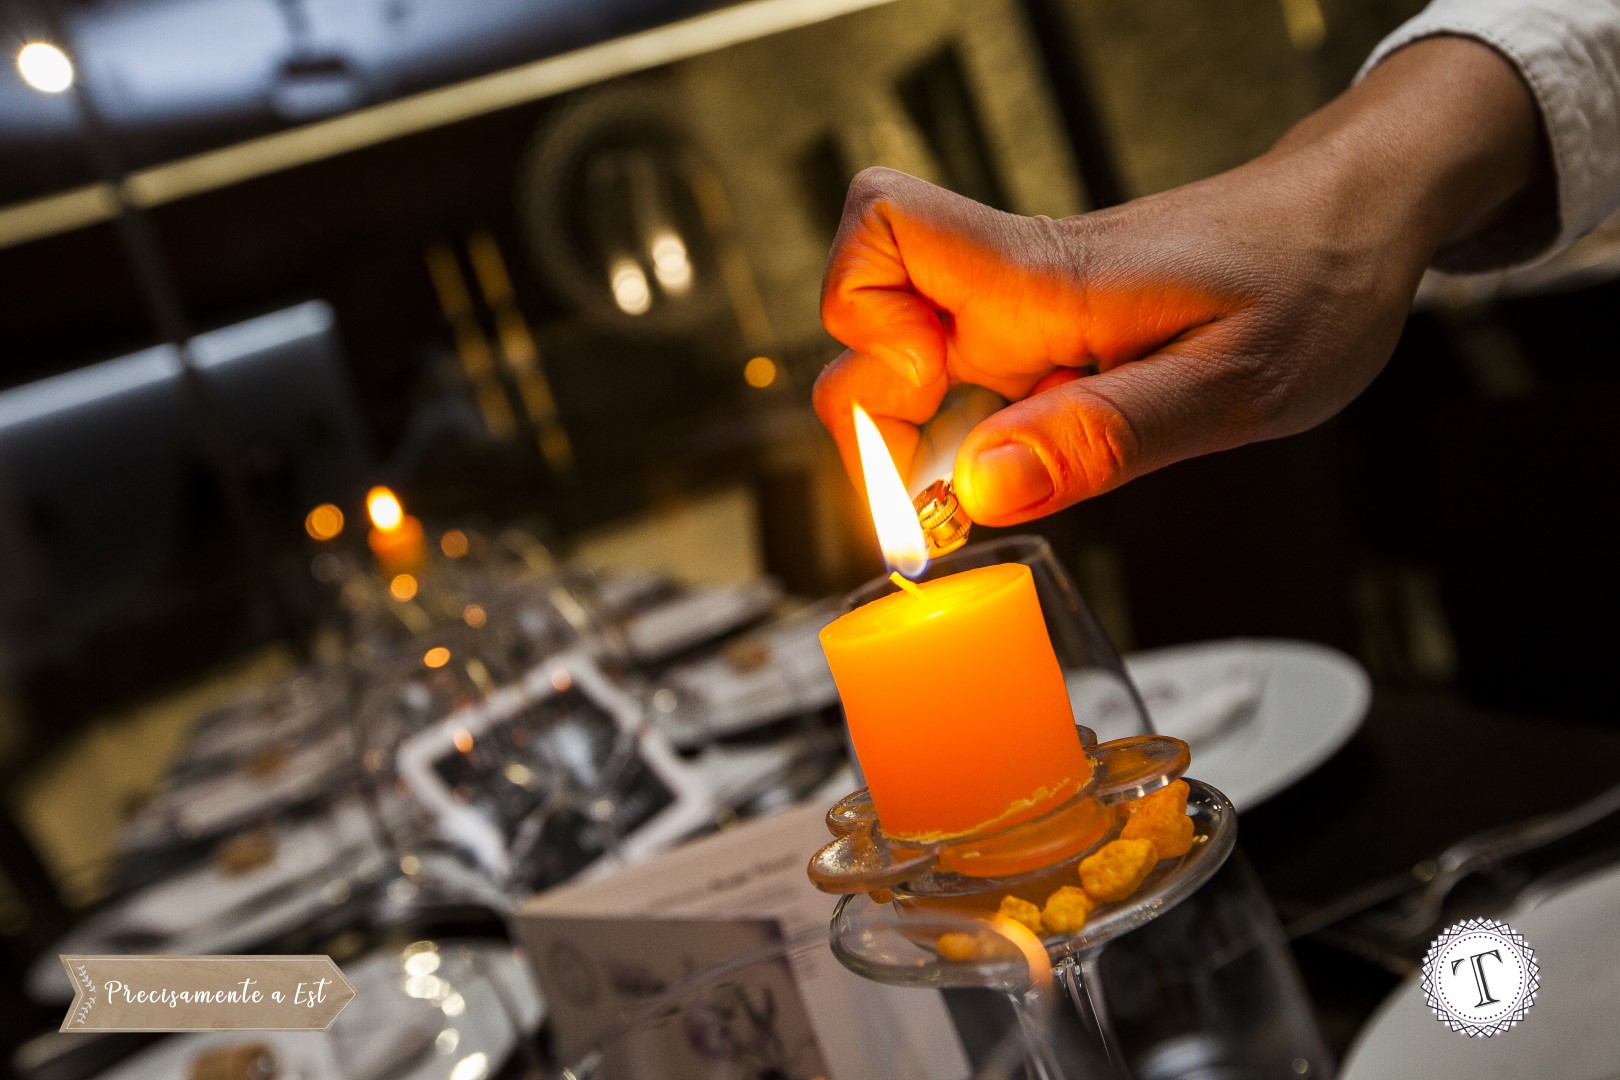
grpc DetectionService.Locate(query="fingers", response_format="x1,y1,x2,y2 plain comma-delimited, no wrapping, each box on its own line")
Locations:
955,336,1258,525
821,167,1008,388
813,349,947,502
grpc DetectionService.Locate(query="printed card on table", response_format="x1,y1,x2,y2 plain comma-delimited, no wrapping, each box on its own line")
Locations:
515,801,972,1080
526,914,826,1079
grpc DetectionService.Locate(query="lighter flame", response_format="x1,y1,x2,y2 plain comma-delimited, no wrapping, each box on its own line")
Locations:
853,403,928,578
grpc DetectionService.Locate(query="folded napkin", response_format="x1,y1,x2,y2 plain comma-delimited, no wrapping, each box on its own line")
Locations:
622,580,782,663
660,599,840,747
117,799,378,936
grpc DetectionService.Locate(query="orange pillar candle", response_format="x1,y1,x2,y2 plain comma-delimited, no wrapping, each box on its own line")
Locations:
820,562,1090,842
825,403,1091,843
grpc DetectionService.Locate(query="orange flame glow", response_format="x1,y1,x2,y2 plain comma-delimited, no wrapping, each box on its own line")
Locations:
366,486,404,532
853,403,928,578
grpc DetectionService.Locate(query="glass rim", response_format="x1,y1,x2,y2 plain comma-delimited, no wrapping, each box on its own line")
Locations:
844,534,1058,609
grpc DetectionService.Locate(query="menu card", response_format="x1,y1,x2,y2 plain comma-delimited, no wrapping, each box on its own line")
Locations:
515,802,971,1080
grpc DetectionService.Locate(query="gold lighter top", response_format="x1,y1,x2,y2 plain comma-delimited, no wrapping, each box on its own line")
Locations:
912,479,972,558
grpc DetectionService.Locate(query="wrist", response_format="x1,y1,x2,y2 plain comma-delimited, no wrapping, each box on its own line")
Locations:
1272,35,1548,278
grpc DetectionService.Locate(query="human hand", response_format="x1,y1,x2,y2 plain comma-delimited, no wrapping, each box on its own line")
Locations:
813,37,1546,525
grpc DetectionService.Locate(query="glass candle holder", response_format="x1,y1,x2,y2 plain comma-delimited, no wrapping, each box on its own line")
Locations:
843,535,1154,751
823,537,1329,1078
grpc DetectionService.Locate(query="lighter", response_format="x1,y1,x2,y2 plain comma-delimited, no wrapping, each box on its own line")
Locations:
906,384,1008,558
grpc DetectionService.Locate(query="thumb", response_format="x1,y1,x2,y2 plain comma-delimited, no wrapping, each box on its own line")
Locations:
954,347,1244,525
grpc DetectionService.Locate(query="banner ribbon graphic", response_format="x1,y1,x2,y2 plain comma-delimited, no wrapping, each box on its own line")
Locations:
60,955,356,1032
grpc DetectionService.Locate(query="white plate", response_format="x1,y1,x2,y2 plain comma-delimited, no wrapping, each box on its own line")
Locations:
92,941,544,1080
621,580,782,663
658,599,841,749
119,729,354,853
29,801,389,1003
1125,639,1371,811
1342,860,1620,1079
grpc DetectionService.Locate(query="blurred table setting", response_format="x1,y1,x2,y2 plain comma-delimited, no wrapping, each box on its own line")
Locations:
13,513,1620,1080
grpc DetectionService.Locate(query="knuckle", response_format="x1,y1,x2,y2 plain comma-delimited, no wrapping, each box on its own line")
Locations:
845,166,904,209
819,284,857,343
811,360,846,425
824,171,906,329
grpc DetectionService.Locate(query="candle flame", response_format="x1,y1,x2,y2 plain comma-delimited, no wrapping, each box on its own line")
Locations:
367,486,404,532
853,403,928,578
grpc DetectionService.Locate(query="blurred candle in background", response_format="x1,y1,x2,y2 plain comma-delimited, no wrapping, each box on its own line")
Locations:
819,406,1087,842
366,486,426,574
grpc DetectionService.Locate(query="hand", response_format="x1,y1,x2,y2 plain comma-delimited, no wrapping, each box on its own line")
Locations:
813,37,1547,526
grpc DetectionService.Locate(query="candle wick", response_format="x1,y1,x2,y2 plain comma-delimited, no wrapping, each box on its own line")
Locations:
889,571,927,599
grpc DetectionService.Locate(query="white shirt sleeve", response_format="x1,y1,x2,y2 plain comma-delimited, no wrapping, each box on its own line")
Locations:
1361,0,1620,272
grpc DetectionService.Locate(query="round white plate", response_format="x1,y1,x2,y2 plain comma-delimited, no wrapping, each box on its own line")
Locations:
622,580,782,663
1125,639,1371,811
1342,860,1620,1079
29,802,388,1003
658,598,840,749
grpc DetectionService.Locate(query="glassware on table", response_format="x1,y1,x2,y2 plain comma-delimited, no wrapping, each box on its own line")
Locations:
1084,852,1333,1080
817,535,1184,896
551,915,1078,1080
824,536,1331,1078
829,802,1330,1078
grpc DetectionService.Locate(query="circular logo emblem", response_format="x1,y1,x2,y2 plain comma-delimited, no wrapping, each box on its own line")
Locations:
1421,917,1539,1037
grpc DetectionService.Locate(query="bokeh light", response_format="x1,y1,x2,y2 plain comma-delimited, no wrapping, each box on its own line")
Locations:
649,230,692,294
304,503,345,541
440,528,469,558
743,356,777,389
609,257,651,316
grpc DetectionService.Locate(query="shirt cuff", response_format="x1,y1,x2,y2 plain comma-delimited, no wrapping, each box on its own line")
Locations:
1359,1,1620,273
